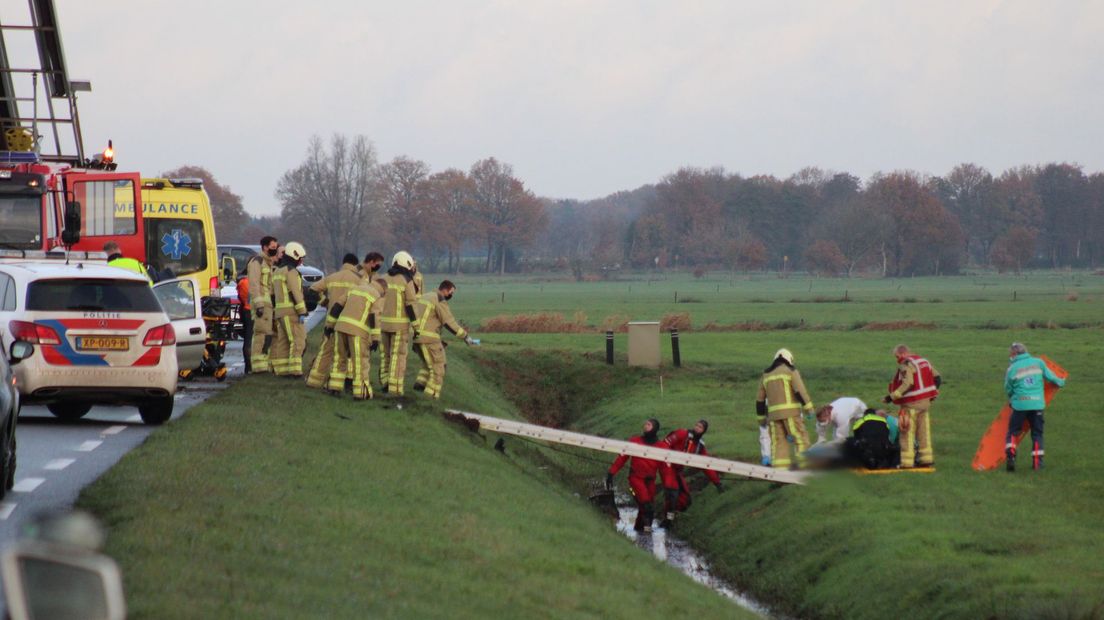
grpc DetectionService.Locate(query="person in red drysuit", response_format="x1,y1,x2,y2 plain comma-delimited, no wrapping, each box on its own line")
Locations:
606,418,677,533
661,419,725,527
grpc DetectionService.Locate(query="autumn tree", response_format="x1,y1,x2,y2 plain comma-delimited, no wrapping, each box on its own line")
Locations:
469,158,547,274
804,239,846,276
418,169,475,272
377,156,431,254
275,135,383,271
161,165,249,242
990,226,1038,274
865,172,963,276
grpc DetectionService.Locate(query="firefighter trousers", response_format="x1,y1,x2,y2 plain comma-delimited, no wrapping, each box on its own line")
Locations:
250,306,274,372
769,415,810,469
414,341,447,399
272,315,305,376
330,333,372,399
306,326,337,388
898,406,933,467
381,330,410,395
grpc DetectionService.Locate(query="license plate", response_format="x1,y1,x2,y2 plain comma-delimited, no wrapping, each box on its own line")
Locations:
76,336,129,351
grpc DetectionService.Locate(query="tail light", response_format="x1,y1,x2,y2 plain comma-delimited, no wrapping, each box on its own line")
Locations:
143,324,177,346
209,276,220,296
8,320,61,345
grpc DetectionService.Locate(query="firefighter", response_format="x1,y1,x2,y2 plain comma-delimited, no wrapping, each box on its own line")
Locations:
359,252,385,282
661,420,724,527
412,280,474,399
379,251,419,395
103,240,151,281
271,242,309,377
756,348,814,470
1004,342,1066,472
605,419,677,533
246,236,280,373
306,254,363,389
328,278,387,399
884,344,942,468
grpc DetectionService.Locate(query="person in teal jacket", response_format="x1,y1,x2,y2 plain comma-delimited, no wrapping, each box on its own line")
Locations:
1004,342,1066,472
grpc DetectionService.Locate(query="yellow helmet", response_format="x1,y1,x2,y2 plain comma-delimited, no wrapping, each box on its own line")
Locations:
285,241,307,261
392,251,415,270
774,348,794,364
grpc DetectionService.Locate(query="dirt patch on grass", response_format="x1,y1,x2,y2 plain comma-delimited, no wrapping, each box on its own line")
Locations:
481,312,589,333
859,321,938,331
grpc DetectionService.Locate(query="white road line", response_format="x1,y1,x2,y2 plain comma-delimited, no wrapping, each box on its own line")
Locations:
12,478,44,493
101,425,127,436
77,440,103,452
126,414,142,423
0,502,16,520
44,458,76,471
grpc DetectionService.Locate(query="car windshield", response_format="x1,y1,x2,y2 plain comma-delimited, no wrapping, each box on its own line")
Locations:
0,195,43,249
27,279,162,312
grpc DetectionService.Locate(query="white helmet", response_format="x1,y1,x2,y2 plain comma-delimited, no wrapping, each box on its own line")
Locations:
774,348,794,364
392,251,414,270
285,241,307,261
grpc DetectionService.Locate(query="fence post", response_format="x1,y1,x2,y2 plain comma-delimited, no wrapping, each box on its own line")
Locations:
670,329,681,368
606,331,614,365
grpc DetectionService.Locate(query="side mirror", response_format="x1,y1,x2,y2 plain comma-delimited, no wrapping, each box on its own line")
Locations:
220,255,237,284
61,201,81,245
9,341,33,365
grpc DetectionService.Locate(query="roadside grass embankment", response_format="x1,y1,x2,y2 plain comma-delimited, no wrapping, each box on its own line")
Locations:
75,331,751,619
460,328,1104,619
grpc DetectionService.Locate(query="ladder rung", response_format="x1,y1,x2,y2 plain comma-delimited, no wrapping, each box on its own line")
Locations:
0,25,56,31
0,68,65,74
3,117,74,124
0,97,36,102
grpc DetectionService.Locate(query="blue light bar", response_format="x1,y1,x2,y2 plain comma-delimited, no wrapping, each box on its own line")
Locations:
0,151,40,164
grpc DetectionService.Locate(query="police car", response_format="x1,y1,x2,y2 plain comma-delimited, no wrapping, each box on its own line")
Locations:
0,257,205,424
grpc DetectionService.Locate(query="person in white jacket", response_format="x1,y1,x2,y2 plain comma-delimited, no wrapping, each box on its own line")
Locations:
815,397,868,443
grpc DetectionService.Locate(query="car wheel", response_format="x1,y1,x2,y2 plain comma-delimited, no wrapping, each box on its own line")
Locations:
47,403,93,420
138,397,174,425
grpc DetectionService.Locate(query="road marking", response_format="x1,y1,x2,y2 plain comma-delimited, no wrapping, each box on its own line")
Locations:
12,478,44,493
0,502,15,520
126,414,142,423
44,458,76,471
101,425,127,436
77,440,103,452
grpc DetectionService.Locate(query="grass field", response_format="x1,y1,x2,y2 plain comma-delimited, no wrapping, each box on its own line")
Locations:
79,271,1104,619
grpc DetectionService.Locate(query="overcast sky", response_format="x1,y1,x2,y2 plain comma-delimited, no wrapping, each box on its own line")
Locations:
8,1,1103,214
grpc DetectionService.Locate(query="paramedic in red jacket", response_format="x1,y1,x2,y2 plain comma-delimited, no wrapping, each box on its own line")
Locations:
661,419,725,525
606,418,676,533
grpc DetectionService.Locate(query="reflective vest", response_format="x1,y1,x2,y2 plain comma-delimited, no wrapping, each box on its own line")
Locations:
889,355,939,405
108,257,150,283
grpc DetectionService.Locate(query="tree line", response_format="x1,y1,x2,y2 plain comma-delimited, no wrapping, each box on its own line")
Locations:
202,134,1104,275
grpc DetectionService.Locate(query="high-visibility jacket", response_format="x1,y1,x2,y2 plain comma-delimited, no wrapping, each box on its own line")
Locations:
273,264,306,318
757,365,814,420
412,292,466,344
236,277,250,311
246,254,275,311
380,272,417,333
663,429,721,485
1004,353,1065,411
335,280,386,340
311,264,362,325
889,355,940,405
108,256,150,282
608,435,676,488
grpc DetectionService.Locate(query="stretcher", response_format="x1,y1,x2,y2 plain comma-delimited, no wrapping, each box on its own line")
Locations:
852,466,935,475
972,355,1067,471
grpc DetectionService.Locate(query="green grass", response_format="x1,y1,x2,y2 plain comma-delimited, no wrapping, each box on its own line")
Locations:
453,326,1104,619
76,331,752,619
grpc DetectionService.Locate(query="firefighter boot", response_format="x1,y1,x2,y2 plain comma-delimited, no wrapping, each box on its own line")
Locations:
1006,448,1016,473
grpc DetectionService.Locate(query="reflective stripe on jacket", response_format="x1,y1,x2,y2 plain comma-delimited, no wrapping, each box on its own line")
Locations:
889,355,939,405
1005,353,1065,411
756,366,814,420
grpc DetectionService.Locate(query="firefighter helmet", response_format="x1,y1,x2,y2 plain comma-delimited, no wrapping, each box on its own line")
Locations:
285,241,307,261
774,348,794,365
392,251,415,270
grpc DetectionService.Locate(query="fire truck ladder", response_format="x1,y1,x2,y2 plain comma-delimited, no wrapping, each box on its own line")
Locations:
0,0,86,164
445,409,811,485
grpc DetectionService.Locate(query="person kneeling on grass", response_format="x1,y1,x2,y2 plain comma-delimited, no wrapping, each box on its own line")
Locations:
606,419,677,534
844,408,900,469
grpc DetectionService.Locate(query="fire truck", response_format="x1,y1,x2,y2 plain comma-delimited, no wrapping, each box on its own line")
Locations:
0,0,145,260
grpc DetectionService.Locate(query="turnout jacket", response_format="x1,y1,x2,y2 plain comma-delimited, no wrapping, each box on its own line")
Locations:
311,264,362,325
273,263,306,318
335,280,386,341
757,364,814,421
413,292,467,344
1005,353,1065,411
663,429,721,485
246,254,275,311
380,272,418,333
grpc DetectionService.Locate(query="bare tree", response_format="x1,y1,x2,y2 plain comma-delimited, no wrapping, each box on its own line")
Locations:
275,135,383,271
469,158,547,274
377,156,431,253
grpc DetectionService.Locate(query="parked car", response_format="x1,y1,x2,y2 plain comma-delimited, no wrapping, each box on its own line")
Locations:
216,244,322,311
0,261,202,424
0,340,30,499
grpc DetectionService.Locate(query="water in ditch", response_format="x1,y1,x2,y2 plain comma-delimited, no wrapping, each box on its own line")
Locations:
613,497,775,617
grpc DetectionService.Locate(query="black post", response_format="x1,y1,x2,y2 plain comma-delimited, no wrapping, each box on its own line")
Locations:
605,331,614,365
671,329,681,368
